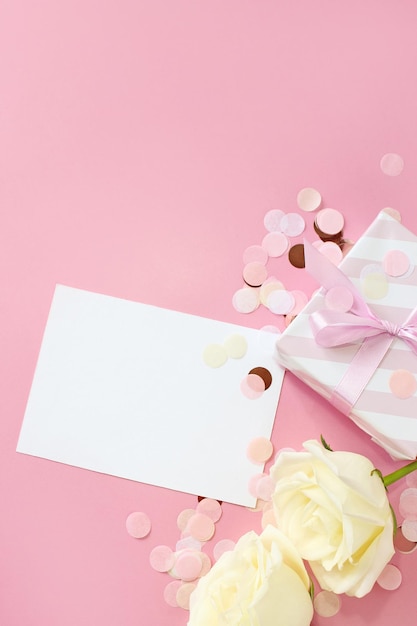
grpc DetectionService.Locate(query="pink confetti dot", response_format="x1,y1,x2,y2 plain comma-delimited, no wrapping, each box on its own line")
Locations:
125,511,151,538
399,488,417,520
394,525,417,553
264,209,285,232
196,498,222,522
383,249,410,277
175,550,203,582
389,369,417,399
176,536,203,552
240,374,265,400
377,563,402,590
316,208,344,235
176,582,197,610
247,437,273,464
177,508,196,532
243,261,268,287
232,287,260,313
382,207,402,221
186,513,216,542
266,289,295,314
313,590,341,617
297,187,322,212
288,290,309,315
213,539,236,561
248,473,267,498
243,244,268,265
149,545,176,572
198,552,212,577
380,153,404,176
317,240,343,265
280,213,306,237
261,232,289,257
163,580,182,607
256,474,275,501
401,519,417,542
261,507,277,529
325,286,354,312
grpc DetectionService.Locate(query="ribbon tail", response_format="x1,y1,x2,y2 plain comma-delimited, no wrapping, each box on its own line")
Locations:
310,310,388,347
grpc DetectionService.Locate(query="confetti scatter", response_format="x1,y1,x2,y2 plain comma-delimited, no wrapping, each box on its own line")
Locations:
313,590,341,617
380,153,404,176
376,564,402,591
203,334,248,367
297,187,322,212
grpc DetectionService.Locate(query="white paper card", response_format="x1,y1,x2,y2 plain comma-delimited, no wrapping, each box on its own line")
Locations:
17,285,284,506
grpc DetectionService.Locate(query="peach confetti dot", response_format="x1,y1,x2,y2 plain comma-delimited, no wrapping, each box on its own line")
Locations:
213,539,236,561
177,508,196,532
264,209,285,232
243,244,268,265
186,513,216,542
317,240,343,265
163,580,182,607
248,473,267,498
261,507,277,529
256,475,275,501
243,261,268,287
260,279,284,306
232,287,260,313
399,488,417,520
240,374,265,400
297,187,322,212
389,369,417,399
316,208,344,236
125,511,151,538
313,590,341,617
176,582,197,610
202,344,228,368
380,153,404,176
198,552,212,577
383,249,410,277
196,498,222,522
149,545,176,572
247,437,274,464
288,290,309,315
382,207,402,221
261,232,289,257
223,334,247,359
376,564,402,590
175,550,203,582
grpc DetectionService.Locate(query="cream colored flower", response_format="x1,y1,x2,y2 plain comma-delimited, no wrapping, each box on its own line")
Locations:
271,440,395,597
188,525,313,626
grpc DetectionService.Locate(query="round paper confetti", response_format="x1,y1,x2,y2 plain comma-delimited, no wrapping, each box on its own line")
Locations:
376,564,402,590
196,498,222,522
175,550,203,582
362,272,389,300
316,208,344,236
247,437,273,464
248,473,267,498
240,374,265,399
261,507,277,529
176,582,197,610
389,369,417,399
325,286,354,312
383,249,410,277
176,536,203,552
380,153,404,176
288,243,305,268
186,513,216,542
261,232,289,257
256,474,275,501
313,590,341,618
150,545,176,572
177,509,196,532
243,244,268,266
297,187,322,212
317,240,343,265
266,289,296,314
399,488,417,520
280,213,306,237
248,366,272,390
264,209,285,232
394,525,417,553
164,580,182,607
213,539,235,561
223,334,247,359
202,344,228,368
198,552,212,577
401,519,417,542
288,290,308,315
232,287,260,314
125,511,151,538
260,279,284,306
243,261,268,287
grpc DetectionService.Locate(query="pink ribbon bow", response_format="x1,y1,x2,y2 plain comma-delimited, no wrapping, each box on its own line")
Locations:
304,241,417,414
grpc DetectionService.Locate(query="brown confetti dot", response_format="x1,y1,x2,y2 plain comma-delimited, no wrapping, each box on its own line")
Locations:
248,367,272,390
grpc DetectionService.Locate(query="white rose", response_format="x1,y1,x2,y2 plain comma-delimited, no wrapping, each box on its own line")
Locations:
188,525,313,626
271,440,395,597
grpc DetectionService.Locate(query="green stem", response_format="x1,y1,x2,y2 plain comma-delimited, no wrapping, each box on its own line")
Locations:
383,459,417,487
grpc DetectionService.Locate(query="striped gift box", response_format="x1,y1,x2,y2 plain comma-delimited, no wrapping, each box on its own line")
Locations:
276,210,417,460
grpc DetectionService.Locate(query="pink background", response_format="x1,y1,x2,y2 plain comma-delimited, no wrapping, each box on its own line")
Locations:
1,1,417,624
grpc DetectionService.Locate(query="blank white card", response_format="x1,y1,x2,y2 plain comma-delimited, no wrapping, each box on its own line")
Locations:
17,285,284,506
